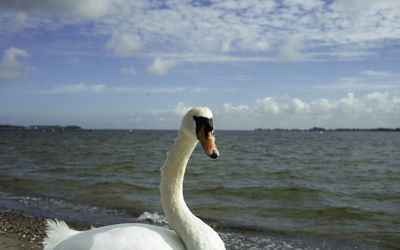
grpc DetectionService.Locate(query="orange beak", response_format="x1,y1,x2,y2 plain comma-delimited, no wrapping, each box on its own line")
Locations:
197,125,219,159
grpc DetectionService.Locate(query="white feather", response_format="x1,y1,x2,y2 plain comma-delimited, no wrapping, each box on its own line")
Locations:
43,219,79,250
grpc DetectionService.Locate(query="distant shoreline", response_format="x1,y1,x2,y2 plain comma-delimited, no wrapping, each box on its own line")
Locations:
0,125,82,131
1,124,400,132
255,126,400,132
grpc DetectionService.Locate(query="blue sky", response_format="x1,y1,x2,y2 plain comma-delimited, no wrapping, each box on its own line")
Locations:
1,0,399,129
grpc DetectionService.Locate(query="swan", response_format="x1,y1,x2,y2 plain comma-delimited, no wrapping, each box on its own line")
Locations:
43,107,226,250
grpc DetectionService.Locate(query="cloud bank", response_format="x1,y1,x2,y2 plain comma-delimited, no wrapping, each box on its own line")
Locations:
1,0,399,62
219,92,400,129
125,91,400,130
2,91,399,130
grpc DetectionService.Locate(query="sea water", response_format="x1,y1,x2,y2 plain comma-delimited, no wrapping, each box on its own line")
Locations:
0,129,399,249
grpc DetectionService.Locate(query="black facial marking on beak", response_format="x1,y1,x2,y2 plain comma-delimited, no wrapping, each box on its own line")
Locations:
193,115,214,136
193,115,219,159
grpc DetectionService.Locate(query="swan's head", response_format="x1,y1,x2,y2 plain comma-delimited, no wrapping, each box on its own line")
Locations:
181,107,219,159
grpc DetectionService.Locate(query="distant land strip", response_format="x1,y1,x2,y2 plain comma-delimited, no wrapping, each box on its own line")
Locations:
1,124,400,132
255,127,400,132
0,125,82,130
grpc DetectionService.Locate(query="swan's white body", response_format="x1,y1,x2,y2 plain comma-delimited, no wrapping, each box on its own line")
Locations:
43,107,225,250
44,220,184,250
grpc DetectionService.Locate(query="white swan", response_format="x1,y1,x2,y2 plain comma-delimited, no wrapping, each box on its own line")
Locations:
43,107,226,250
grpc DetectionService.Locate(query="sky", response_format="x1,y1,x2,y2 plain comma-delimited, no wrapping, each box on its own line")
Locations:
0,0,400,130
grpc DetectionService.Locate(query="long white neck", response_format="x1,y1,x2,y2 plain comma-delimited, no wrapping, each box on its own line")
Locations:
160,129,225,250
160,130,196,215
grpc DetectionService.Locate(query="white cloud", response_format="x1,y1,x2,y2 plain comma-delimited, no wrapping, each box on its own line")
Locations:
255,97,280,114
149,102,192,122
147,57,178,75
92,84,106,92
255,41,270,51
174,102,192,116
286,98,310,113
364,92,397,114
310,98,332,114
73,0,117,19
106,32,141,57
39,82,106,94
120,65,136,75
223,103,248,113
360,70,400,78
277,36,305,60
0,47,30,84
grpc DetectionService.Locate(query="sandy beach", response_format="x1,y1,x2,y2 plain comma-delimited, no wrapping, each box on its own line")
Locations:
0,209,45,249
0,209,92,250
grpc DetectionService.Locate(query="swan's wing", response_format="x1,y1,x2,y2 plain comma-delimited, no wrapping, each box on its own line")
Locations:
45,222,186,250
43,219,80,250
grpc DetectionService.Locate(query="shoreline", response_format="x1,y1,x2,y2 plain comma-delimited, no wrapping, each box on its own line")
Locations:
2,125,400,132
0,207,389,250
